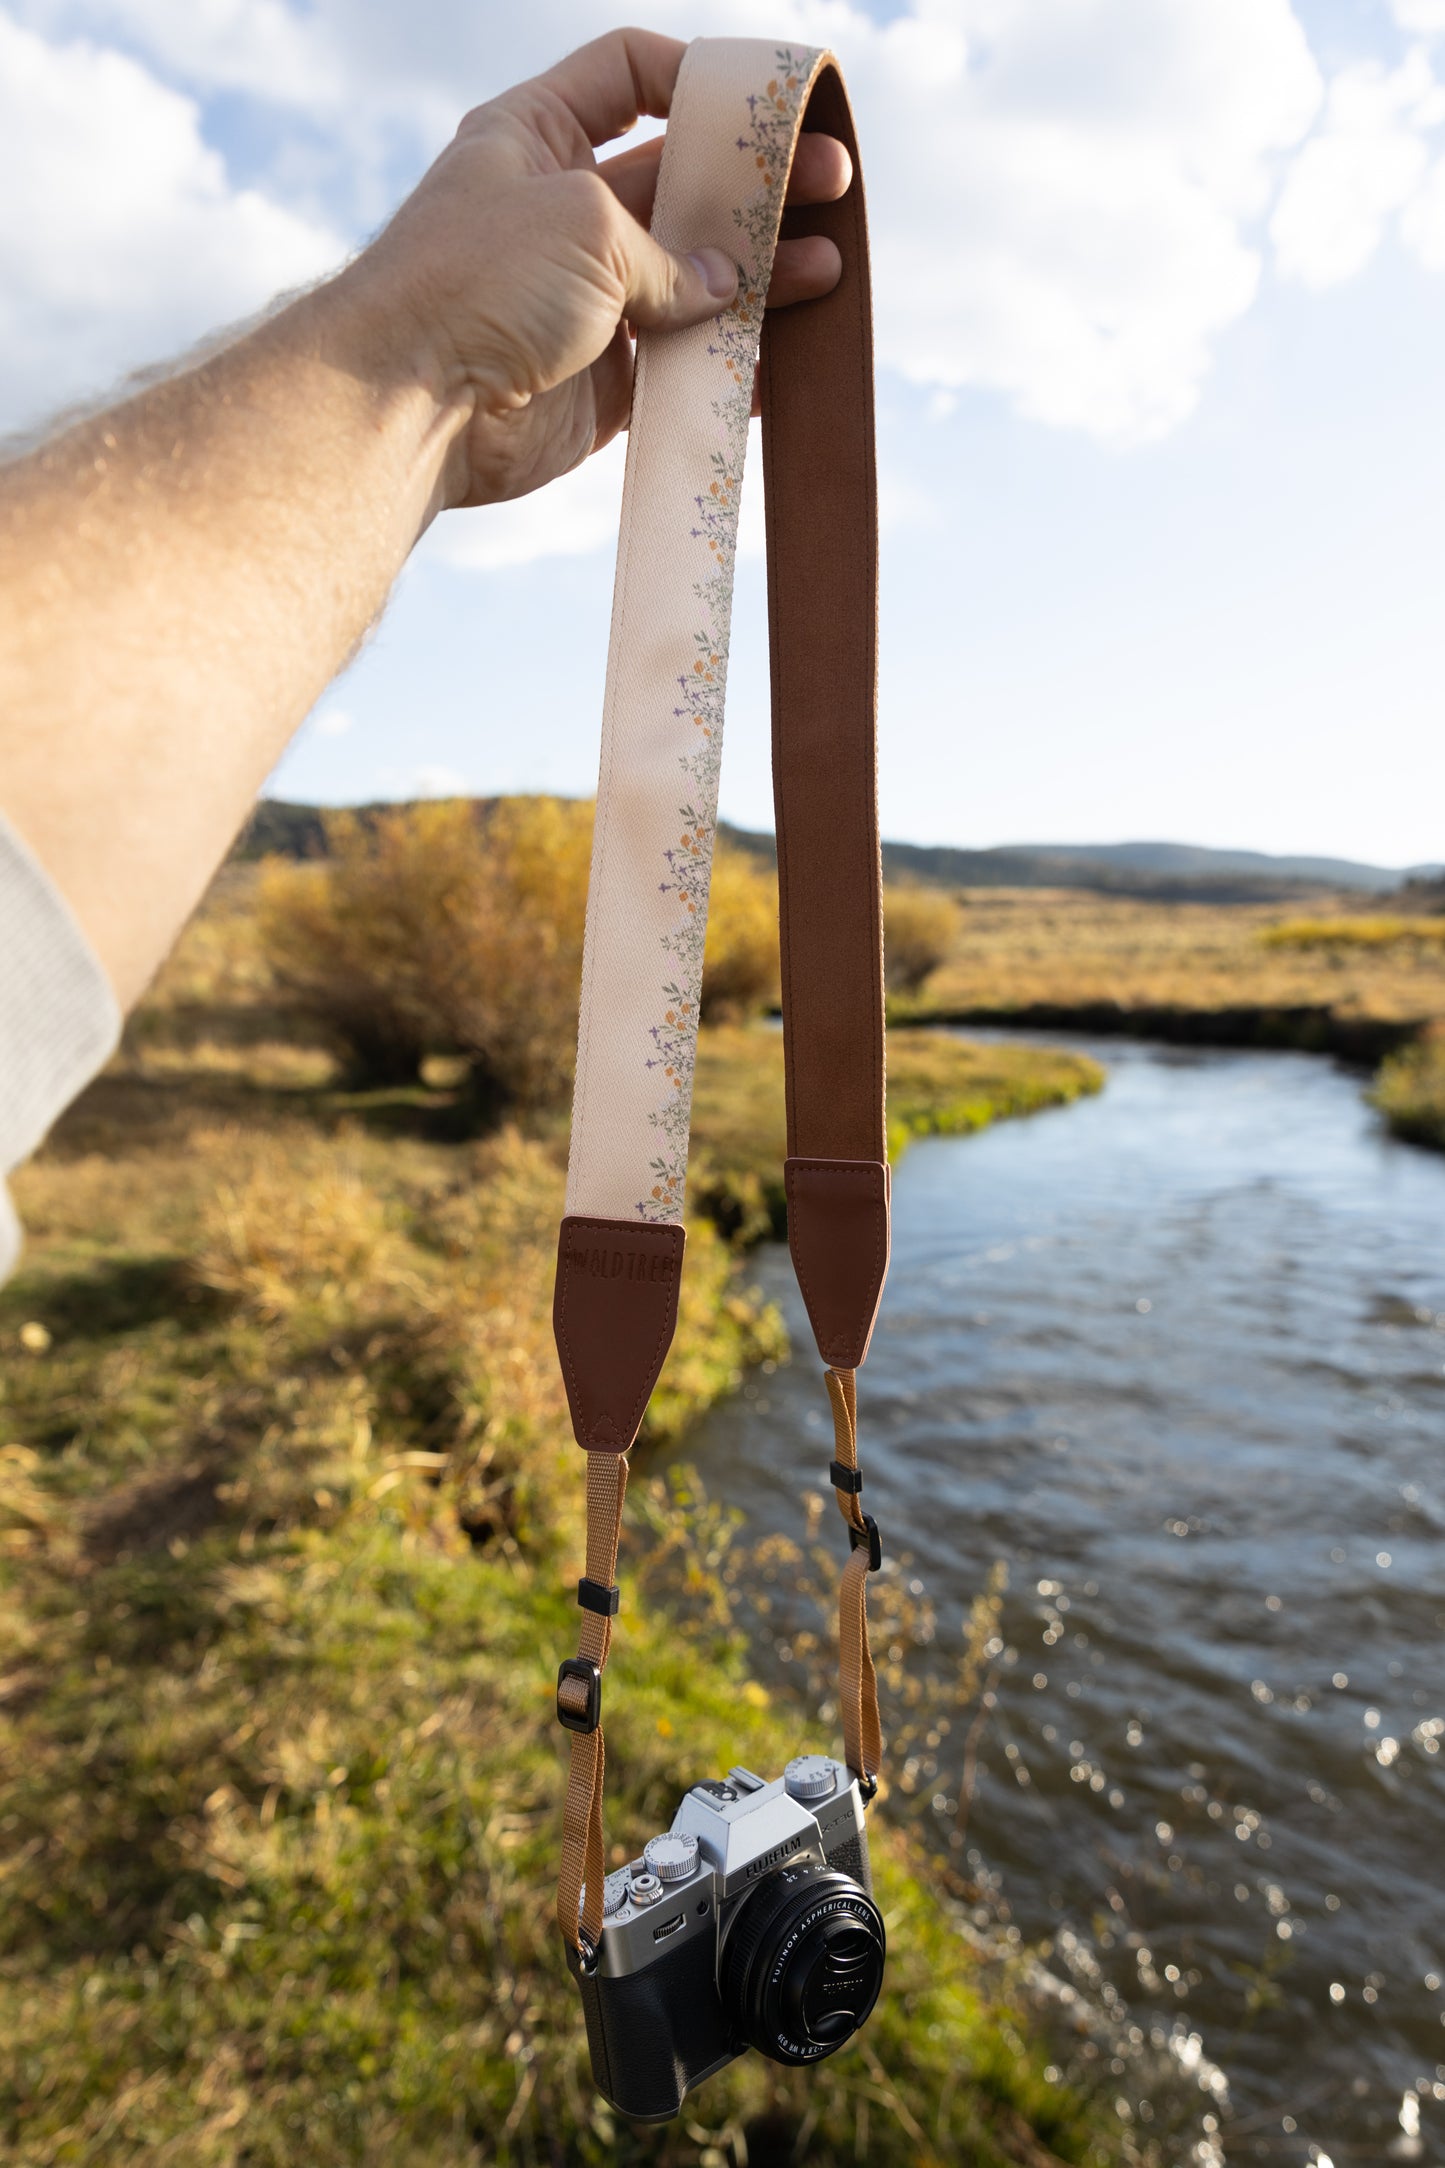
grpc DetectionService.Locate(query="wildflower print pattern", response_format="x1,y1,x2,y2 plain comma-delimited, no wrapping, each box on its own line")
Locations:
639,50,817,1220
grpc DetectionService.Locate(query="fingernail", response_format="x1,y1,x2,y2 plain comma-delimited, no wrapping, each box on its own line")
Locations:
689,248,738,301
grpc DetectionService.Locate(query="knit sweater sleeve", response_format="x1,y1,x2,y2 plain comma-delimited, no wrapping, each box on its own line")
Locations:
0,808,121,1283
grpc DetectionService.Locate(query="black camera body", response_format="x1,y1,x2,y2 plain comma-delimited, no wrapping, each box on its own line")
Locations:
567,1754,884,2123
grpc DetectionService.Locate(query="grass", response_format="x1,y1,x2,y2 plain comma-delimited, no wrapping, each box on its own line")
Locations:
1261,914,1445,951
904,888,1445,1040
0,875,1127,2168
1370,1028,1445,1150
688,1026,1102,1244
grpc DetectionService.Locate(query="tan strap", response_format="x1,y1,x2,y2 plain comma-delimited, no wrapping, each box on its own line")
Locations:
556,1451,628,1952
826,1367,883,1784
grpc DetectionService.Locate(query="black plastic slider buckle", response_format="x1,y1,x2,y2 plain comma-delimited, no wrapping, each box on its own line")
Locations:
829,1459,863,1495
849,1513,882,1572
556,1656,602,1734
576,1576,620,1617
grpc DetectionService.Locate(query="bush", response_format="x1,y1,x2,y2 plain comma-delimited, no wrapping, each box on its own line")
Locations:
258,799,593,1105
1371,1025,1445,1150
884,882,960,995
700,846,781,1022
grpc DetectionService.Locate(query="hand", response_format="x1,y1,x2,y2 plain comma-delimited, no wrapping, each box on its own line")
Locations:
343,28,853,514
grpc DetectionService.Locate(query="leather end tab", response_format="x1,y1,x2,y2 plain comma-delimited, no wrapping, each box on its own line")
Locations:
785,1158,891,1370
553,1217,686,1453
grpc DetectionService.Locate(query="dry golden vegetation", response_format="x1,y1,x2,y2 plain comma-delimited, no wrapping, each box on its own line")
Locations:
698,849,781,1022
1371,1024,1445,1151
906,887,1445,1041
0,810,1125,2168
258,798,594,1102
882,884,961,997
1261,914,1445,951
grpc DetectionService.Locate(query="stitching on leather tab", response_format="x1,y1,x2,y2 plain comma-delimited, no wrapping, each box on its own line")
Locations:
557,1219,682,1449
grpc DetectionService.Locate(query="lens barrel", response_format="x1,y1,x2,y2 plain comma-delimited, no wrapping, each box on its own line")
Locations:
720,1860,885,2065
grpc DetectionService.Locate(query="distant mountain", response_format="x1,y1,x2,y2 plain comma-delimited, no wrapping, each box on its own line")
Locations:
242,798,1439,903
991,840,1443,892
722,825,1440,901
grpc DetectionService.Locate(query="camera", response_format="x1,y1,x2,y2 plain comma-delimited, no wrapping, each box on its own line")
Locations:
566,1753,885,2123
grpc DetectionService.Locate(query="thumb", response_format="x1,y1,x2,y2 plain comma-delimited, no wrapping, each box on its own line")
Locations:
619,223,739,331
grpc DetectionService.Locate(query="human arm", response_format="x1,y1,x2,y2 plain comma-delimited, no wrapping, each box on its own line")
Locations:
0,28,850,1009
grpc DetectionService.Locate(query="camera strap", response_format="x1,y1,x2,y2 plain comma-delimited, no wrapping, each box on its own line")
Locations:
552,36,889,1960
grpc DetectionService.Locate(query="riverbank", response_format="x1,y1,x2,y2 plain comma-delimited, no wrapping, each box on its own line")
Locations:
0,998,1117,2164
897,999,1418,1061
691,1024,1102,1241
900,887,1442,1060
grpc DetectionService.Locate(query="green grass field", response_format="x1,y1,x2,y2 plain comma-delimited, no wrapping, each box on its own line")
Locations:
0,938,1117,2167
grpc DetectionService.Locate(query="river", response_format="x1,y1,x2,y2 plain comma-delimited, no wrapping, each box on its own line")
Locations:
684,1036,1445,2165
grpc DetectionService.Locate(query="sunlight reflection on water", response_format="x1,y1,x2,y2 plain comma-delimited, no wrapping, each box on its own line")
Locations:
685,1036,1445,2165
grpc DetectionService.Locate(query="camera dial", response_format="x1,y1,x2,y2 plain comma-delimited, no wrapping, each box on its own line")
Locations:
644,1832,700,1883
720,1858,885,2066
783,1755,837,1803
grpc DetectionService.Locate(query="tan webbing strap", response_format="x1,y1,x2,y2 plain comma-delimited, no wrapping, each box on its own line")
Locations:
826,1367,883,1784
556,1451,628,1952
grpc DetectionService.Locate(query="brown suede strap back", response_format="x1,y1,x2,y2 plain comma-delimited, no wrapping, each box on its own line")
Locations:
765,62,892,1376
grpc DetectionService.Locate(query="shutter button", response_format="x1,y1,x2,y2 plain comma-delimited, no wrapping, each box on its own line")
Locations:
627,1867,664,1905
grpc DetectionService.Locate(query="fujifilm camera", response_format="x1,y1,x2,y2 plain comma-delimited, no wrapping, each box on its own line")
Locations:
567,1752,885,2123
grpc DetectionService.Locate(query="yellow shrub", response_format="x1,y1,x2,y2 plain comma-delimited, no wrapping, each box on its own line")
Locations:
700,845,781,1021
258,798,593,1104
191,1133,404,1320
1372,1024,1445,1149
1262,915,1445,950
884,882,960,995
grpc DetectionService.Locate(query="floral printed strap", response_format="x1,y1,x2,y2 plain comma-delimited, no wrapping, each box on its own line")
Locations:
564,37,832,1228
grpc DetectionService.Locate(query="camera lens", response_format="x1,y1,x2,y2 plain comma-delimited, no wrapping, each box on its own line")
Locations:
720,1860,885,2065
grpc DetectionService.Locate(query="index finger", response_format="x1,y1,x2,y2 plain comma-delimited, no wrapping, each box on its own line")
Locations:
535,28,688,149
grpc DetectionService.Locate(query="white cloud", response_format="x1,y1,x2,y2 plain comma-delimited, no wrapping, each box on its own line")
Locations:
0,15,343,434
312,705,355,736
1271,49,1440,287
16,0,1326,445
1390,0,1445,34
1401,146,1445,266
855,0,1322,440
18,0,341,105
412,764,466,796
372,762,468,798
426,438,627,573
422,410,932,575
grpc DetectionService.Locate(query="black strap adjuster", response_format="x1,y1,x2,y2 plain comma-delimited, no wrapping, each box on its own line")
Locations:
556,1656,602,1734
849,1513,882,1572
577,1576,620,1617
830,1460,863,1495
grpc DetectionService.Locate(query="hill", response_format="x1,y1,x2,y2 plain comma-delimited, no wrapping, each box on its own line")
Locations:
241,798,1438,902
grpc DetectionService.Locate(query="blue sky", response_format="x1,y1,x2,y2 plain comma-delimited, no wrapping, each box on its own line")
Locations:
3,0,1444,865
